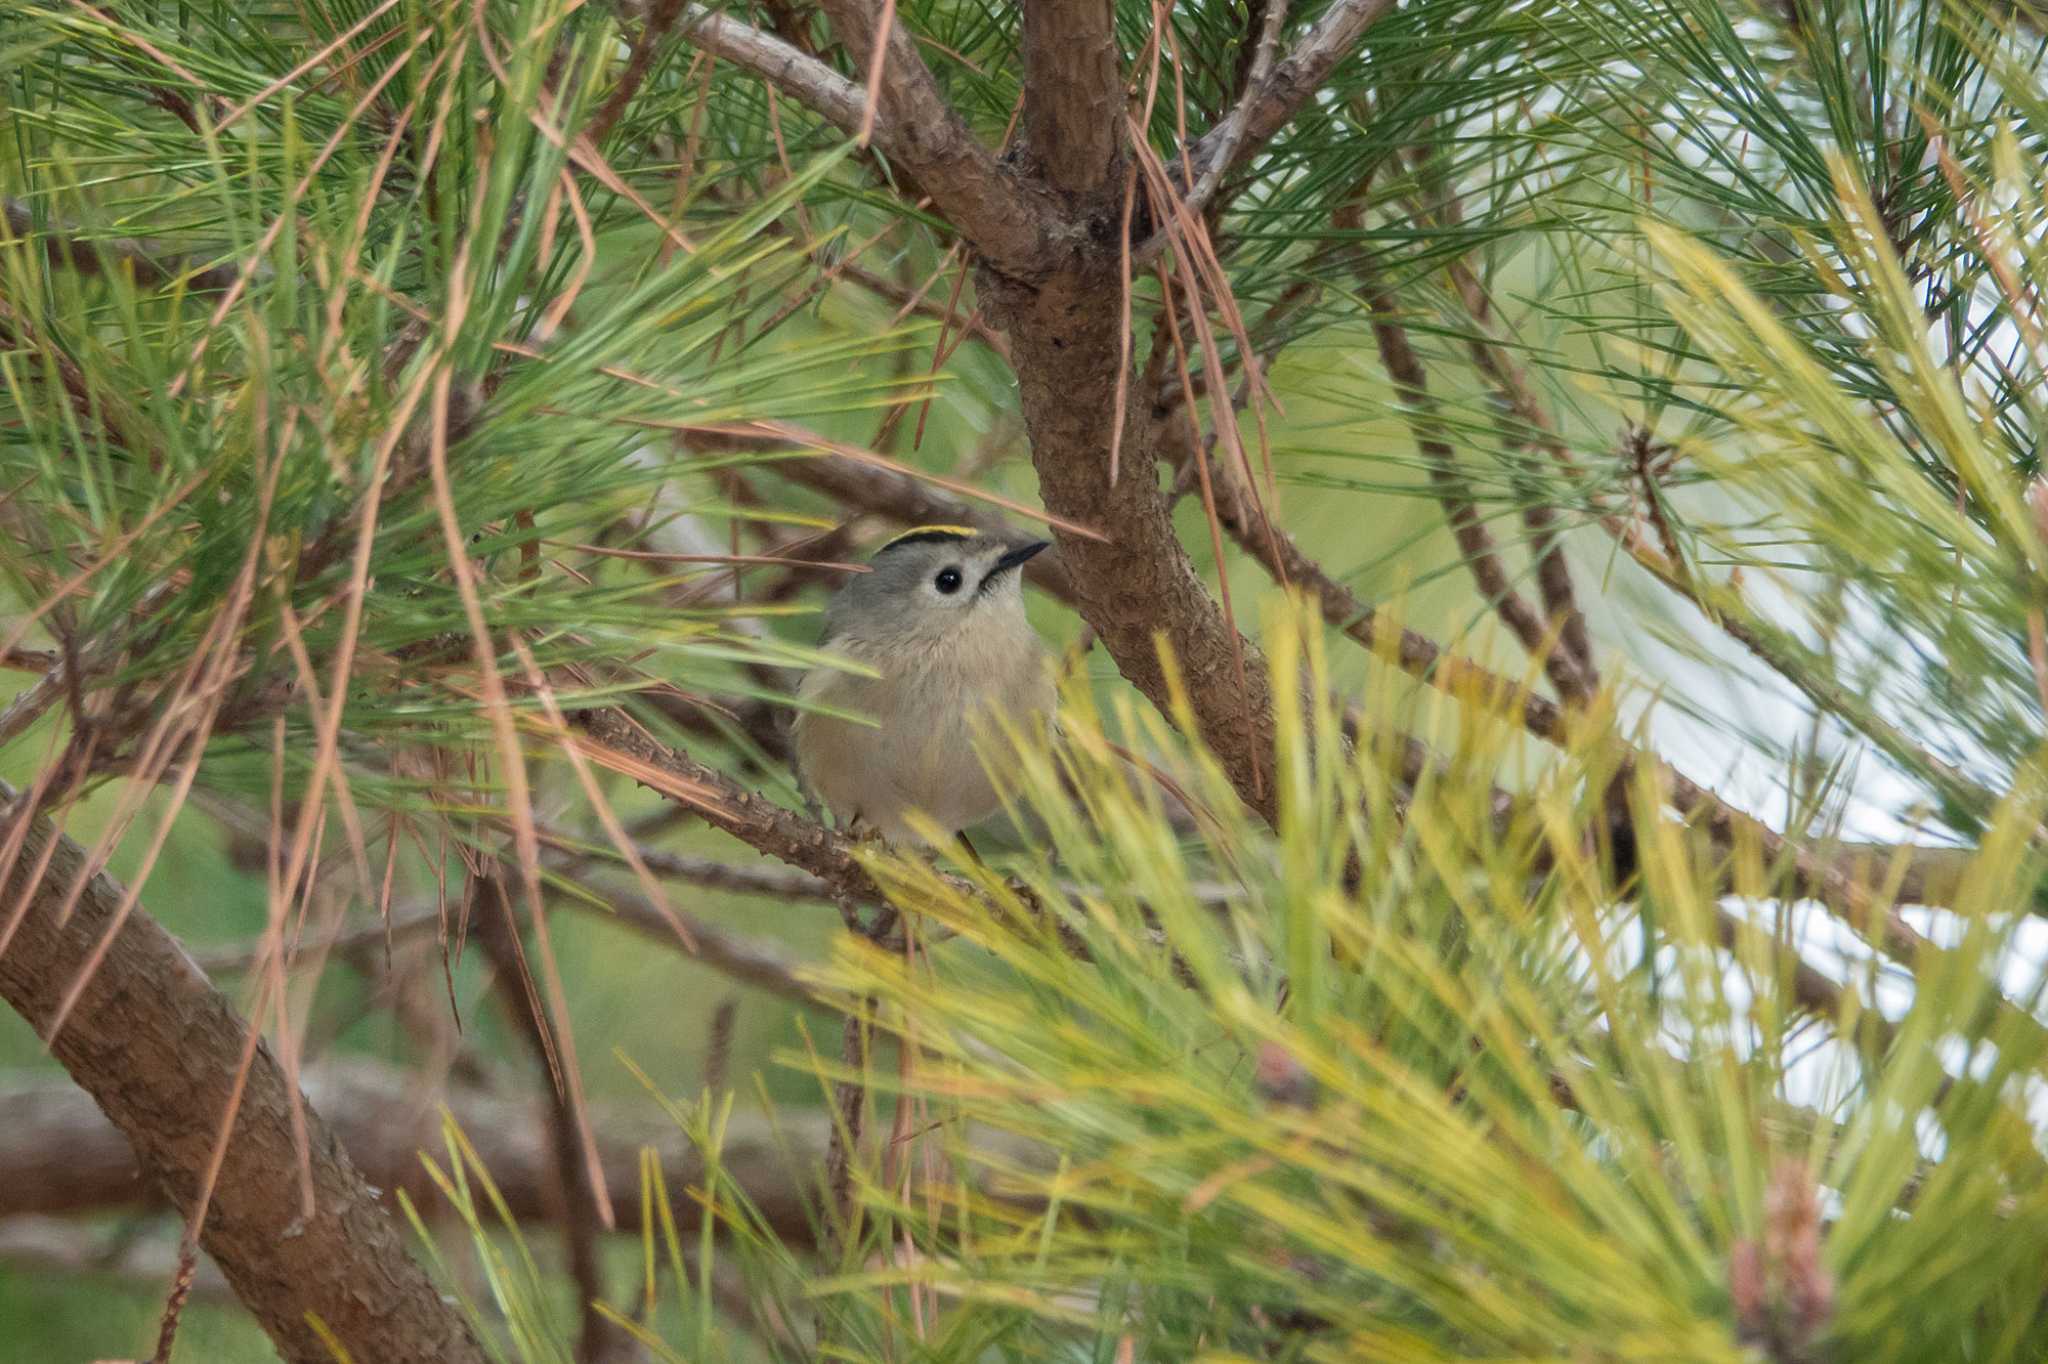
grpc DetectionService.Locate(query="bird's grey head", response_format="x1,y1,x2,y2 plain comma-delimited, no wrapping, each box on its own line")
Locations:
823,526,1049,649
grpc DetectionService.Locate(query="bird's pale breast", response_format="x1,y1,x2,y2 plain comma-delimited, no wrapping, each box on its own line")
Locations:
795,608,1052,842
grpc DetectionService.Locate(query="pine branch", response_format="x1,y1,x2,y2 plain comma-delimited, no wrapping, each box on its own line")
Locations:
195,866,820,1004
1134,0,1292,261
669,2,869,134
473,874,622,1364
0,1057,833,1245
1178,0,1396,190
1348,239,1593,705
569,704,915,908
0,783,488,1364
1163,404,1977,939
1441,257,1598,683
793,0,1059,278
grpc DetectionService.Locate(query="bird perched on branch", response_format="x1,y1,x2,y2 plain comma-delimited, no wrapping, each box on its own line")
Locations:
794,525,1055,847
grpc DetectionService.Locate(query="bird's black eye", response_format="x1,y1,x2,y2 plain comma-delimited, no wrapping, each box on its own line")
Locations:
934,566,963,594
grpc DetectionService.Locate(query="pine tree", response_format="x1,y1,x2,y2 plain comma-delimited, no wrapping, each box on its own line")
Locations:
2,0,2046,1358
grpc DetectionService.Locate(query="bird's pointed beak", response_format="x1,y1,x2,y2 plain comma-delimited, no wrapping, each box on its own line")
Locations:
991,540,1051,576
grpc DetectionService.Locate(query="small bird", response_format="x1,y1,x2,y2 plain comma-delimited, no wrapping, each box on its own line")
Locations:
794,525,1055,846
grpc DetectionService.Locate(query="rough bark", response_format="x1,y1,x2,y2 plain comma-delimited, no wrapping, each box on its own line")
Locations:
1020,0,1122,193
813,0,1060,279
0,794,488,1364
985,255,1283,827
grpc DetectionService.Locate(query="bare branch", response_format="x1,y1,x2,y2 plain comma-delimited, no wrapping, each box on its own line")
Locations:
670,0,1058,276
1182,435,1573,746
0,784,487,1364
671,3,869,134
474,875,621,1364
1163,408,1978,931
809,0,1058,277
1442,259,1597,681
0,1057,832,1244
198,879,820,1001
1177,0,1396,193
569,705,900,906
1133,0,1291,262
1349,240,1593,704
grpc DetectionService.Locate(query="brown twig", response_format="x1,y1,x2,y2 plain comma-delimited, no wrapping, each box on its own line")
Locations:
199,870,822,1003
704,996,740,1093
1346,234,1592,704
3,196,243,292
0,1056,839,1244
587,0,688,146
677,0,1055,278
1441,257,1597,680
150,1235,199,1364
1160,399,1974,942
1132,0,1292,263
1427,258,1991,823
1173,0,1397,199
826,1000,873,1254
474,874,621,1364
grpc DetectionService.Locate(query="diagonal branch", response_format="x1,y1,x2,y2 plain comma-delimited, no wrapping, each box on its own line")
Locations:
0,1057,835,1246
672,3,869,134
569,705,900,906
1162,409,1978,926
1135,0,1290,258
1443,258,1597,682
1439,262,1998,825
1176,423,1572,746
473,874,621,1364
1176,0,1396,195
762,0,1058,277
1348,239,1593,704
196,861,820,1003
0,783,486,1364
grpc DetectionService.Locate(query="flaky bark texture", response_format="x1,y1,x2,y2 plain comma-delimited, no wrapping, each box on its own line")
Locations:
0,800,487,1364
1020,0,1122,193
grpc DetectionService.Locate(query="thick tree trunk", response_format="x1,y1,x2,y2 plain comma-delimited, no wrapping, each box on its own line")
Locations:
0,794,488,1364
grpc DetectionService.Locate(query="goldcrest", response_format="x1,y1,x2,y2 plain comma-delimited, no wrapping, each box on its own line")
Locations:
794,525,1054,843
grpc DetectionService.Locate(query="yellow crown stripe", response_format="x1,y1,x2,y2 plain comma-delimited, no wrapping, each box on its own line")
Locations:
880,524,978,550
